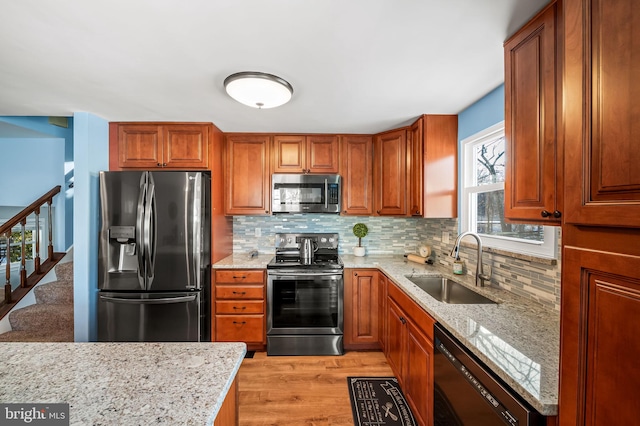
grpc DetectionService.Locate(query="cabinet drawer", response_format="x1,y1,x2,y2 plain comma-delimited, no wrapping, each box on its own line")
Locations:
215,270,264,284
215,285,264,300
216,300,264,314
215,315,264,343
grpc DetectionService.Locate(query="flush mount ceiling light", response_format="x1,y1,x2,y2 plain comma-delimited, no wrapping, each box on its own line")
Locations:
224,71,293,109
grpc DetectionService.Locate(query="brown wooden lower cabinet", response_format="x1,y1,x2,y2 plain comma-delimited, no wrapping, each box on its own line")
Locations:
213,269,266,350
386,281,436,426
214,376,238,426
559,238,640,425
378,272,388,352
344,269,381,350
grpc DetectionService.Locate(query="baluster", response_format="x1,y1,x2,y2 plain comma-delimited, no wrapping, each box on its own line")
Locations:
47,199,53,261
4,230,12,304
20,220,27,287
34,208,41,274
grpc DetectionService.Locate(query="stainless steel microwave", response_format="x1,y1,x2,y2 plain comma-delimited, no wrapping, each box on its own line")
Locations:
272,174,341,214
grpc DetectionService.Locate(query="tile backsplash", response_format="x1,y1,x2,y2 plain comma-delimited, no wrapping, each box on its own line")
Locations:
232,215,561,311
233,214,430,255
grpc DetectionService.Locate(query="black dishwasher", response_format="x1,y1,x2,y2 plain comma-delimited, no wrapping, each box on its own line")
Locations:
433,324,544,426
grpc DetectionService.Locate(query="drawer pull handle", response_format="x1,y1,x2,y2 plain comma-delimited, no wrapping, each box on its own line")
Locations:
232,275,247,279
233,306,246,310
232,321,247,325
232,291,247,295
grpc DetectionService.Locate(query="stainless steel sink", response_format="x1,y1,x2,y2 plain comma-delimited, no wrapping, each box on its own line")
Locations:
406,276,497,304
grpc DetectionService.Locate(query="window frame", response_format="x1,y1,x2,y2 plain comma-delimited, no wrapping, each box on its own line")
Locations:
460,121,557,259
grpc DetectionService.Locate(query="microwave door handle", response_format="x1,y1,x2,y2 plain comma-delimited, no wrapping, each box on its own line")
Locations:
325,178,328,209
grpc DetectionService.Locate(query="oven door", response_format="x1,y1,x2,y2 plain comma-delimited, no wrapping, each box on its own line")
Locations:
267,271,343,335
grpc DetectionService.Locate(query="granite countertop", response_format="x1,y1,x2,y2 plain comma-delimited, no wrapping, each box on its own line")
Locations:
213,253,560,416
0,342,246,425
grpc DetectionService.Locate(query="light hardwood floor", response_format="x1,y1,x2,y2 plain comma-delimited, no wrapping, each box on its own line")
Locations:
237,350,393,426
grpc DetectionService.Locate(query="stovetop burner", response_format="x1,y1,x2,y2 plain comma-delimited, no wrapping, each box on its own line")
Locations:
267,232,343,271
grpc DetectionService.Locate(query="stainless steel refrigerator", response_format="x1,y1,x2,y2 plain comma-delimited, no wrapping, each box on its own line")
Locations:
97,170,211,342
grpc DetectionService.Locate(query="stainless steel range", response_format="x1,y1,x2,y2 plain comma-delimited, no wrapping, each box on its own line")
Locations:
266,232,344,356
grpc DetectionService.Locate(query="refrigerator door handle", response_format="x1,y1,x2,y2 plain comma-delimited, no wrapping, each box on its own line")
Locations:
99,295,197,304
145,174,157,287
136,172,147,289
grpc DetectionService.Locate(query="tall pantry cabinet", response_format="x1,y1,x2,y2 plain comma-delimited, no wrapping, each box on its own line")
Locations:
559,0,640,425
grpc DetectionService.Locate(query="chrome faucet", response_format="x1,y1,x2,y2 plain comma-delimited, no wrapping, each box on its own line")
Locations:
449,231,491,287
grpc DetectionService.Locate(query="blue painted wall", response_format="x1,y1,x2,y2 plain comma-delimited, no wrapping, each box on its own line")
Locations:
73,112,108,342
0,116,75,249
457,84,504,141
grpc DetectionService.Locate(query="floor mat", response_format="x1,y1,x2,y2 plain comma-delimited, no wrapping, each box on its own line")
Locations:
347,377,417,426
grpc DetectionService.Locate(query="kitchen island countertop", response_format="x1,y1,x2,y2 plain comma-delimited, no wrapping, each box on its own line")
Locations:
213,253,560,416
0,342,246,425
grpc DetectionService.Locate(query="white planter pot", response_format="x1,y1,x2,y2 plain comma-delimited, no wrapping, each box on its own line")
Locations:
353,246,366,257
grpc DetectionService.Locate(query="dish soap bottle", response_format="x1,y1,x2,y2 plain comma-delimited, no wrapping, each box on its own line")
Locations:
452,256,464,275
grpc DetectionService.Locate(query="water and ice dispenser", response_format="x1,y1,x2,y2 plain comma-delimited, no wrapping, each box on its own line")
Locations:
109,226,137,272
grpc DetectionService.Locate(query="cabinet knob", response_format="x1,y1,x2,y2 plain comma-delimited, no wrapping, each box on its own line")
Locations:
553,210,562,218
541,210,551,218
162,163,167,167
415,210,420,215
265,210,269,214
400,317,407,325
157,163,162,167
377,210,381,214
354,272,358,276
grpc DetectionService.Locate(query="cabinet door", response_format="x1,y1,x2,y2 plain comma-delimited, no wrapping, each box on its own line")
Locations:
163,124,209,169
272,135,305,173
374,129,407,215
307,135,339,173
408,118,423,216
405,320,434,426
563,0,640,227
385,298,406,380
559,245,640,426
340,135,374,215
117,124,163,169
505,2,561,224
225,134,271,215
346,270,379,348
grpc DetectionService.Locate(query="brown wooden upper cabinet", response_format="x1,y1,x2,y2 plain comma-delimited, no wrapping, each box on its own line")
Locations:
225,134,271,215
408,115,458,218
562,0,640,228
504,1,562,225
340,135,374,215
272,135,339,174
374,129,407,215
110,123,210,170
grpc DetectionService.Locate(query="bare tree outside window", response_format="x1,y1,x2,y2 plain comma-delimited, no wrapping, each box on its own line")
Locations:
473,136,543,241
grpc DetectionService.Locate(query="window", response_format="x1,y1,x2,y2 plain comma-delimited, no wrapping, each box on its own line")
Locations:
460,121,556,258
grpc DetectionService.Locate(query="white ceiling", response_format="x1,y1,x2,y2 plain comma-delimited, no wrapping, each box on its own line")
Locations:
0,0,549,134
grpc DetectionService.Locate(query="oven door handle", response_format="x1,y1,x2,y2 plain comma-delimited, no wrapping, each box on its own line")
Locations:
268,271,343,277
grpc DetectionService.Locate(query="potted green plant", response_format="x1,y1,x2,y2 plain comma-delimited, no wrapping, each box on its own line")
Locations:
352,223,368,257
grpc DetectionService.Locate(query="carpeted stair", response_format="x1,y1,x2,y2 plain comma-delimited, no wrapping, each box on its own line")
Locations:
0,261,74,342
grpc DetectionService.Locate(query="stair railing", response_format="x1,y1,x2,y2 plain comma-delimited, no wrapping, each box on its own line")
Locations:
0,186,62,308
